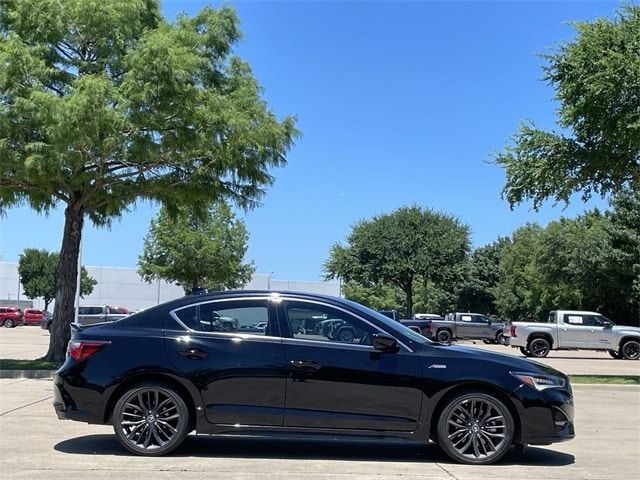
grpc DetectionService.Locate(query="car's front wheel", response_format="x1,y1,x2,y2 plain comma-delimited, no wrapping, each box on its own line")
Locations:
113,383,190,456
437,392,514,464
621,340,640,360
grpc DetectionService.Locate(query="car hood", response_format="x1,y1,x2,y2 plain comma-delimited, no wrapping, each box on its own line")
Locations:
427,343,567,378
613,325,640,334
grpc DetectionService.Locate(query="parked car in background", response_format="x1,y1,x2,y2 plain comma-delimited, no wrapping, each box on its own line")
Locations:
0,307,24,328
400,315,444,336
77,305,130,325
23,309,50,326
378,309,399,321
428,313,507,344
505,310,640,360
43,305,132,330
53,290,575,464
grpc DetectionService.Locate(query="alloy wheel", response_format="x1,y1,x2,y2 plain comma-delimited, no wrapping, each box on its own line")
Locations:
443,396,509,462
437,330,452,343
529,338,550,357
116,387,187,453
4,319,14,328
622,341,640,360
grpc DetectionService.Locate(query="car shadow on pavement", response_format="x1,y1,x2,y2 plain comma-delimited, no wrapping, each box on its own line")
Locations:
54,434,574,466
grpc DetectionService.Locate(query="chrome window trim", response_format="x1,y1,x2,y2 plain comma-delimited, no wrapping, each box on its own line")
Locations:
169,296,281,340
279,297,414,353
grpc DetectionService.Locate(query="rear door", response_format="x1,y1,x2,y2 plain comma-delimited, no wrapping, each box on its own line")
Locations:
164,296,287,426
558,314,591,348
277,298,423,431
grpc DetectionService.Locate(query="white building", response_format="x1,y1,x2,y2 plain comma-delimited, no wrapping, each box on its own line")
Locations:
0,261,341,311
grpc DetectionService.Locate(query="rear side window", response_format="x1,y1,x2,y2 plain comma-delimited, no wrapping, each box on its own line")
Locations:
173,300,277,337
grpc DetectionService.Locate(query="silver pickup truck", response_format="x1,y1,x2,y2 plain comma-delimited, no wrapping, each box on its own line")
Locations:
505,310,640,360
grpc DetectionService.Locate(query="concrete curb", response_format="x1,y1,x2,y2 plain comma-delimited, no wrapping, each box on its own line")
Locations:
0,370,55,379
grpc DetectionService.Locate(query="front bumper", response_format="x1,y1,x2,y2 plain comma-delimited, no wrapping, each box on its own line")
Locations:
514,384,575,445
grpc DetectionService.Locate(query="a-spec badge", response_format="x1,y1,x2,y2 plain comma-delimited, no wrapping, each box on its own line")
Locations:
428,364,447,369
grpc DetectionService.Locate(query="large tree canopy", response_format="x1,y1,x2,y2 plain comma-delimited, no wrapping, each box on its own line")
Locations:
18,248,96,311
325,205,470,318
0,0,297,361
138,204,254,293
495,5,640,209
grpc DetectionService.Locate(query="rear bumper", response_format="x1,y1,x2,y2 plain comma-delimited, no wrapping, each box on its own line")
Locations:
52,372,105,424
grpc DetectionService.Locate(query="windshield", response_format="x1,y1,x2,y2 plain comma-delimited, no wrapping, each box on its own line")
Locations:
343,299,433,344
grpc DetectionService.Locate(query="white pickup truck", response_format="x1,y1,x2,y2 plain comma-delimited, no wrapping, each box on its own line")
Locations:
505,310,640,360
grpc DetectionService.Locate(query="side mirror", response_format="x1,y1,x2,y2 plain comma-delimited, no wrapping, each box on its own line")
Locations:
602,321,613,328
372,333,398,352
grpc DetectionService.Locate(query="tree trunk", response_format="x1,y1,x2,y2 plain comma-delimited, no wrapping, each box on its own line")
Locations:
404,282,414,319
43,204,84,362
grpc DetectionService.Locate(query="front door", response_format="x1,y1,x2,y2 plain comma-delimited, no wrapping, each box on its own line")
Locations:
164,297,287,426
278,299,423,431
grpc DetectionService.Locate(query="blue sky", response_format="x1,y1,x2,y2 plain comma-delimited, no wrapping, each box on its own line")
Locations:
0,1,619,280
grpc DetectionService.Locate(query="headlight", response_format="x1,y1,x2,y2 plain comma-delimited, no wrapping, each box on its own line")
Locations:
511,372,565,391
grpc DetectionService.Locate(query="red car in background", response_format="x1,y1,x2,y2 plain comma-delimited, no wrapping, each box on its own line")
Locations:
0,307,24,328
23,309,49,326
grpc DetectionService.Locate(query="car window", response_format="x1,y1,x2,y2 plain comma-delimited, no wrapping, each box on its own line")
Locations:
583,315,606,327
173,299,277,337
460,315,472,322
282,301,377,346
565,315,584,325
471,315,488,323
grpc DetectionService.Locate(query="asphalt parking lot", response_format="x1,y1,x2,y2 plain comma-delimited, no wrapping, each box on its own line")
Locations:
2,326,640,376
0,378,637,480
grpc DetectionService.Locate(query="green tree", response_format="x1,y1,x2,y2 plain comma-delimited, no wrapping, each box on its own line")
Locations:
138,204,254,293
325,205,470,318
493,224,545,321
18,248,96,310
495,5,640,209
457,237,511,315
342,282,405,313
0,1,297,360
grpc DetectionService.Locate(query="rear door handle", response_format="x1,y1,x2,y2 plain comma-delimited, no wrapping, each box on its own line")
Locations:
178,348,209,360
289,359,321,370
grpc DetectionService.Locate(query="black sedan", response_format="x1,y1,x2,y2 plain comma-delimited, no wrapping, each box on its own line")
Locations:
53,291,574,464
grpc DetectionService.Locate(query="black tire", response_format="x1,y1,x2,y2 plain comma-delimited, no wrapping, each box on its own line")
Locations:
608,350,621,360
3,318,15,328
482,339,493,345
113,383,189,456
338,328,356,343
437,392,514,465
519,347,531,357
620,340,640,360
495,332,506,345
436,329,452,343
527,338,551,358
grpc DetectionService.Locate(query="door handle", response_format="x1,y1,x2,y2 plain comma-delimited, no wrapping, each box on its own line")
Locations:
588,329,596,332
289,359,321,370
561,328,568,331
178,348,209,360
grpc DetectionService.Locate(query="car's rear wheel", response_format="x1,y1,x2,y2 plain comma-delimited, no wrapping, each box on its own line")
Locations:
621,340,640,360
3,318,15,328
437,392,514,465
527,338,551,358
436,329,452,343
113,383,189,456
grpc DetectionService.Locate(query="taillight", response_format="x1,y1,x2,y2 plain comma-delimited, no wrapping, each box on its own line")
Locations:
510,324,517,337
67,340,110,361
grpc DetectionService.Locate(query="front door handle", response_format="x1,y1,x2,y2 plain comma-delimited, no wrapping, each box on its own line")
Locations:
561,328,568,331
178,348,209,360
289,359,321,370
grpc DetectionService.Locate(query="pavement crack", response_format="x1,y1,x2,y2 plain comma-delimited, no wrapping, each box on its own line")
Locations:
435,463,459,479
0,395,52,416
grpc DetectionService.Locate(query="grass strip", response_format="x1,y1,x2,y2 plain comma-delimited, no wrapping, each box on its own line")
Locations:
0,359,61,370
569,375,640,385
